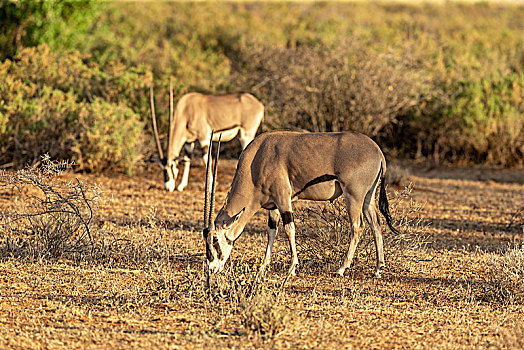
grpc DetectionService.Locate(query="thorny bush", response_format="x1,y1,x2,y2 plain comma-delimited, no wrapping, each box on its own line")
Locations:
0,155,101,260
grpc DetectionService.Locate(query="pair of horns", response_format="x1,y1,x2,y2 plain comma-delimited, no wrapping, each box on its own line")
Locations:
150,81,174,160
204,131,222,230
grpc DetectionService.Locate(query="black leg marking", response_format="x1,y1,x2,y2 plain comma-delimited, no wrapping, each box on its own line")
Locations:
281,211,294,226
268,211,277,230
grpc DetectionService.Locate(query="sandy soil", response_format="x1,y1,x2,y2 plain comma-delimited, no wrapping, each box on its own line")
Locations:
0,160,522,349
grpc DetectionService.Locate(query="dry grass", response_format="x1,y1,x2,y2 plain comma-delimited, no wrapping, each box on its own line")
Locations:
485,245,524,304
0,159,522,348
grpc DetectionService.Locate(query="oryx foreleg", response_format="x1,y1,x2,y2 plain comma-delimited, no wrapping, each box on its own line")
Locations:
176,156,190,191
176,143,194,191
260,209,280,273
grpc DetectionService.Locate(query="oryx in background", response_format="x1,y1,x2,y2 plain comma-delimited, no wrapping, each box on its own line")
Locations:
149,84,264,192
202,131,399,277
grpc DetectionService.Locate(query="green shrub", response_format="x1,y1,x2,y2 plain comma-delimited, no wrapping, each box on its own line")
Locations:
1,2,523,169
0,44,149,172
445,73,523,165
0,0,103,60
75,98,144,174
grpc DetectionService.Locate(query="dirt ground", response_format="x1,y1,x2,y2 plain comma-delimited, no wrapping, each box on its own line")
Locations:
0,159,522,349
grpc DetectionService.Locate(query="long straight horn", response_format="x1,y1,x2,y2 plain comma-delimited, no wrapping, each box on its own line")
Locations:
150,84,164,159
203,131,214,228
209,133,222,229
167,81,174,152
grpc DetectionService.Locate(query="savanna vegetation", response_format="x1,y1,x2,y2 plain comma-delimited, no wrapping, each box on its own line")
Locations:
0,1,522,171
0,2,523,348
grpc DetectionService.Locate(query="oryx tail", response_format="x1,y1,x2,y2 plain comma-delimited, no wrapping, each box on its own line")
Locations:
378,163,399,235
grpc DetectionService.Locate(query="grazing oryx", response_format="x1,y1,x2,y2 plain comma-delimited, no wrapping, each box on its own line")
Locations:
203,131,399,277
150,84,264,192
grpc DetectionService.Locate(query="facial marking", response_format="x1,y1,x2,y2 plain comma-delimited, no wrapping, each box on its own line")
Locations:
212,236,223,259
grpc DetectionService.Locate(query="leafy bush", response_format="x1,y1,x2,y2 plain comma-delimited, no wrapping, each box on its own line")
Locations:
0,44,149,172
75,98,144,173
0,0,102,60
444,73,523,165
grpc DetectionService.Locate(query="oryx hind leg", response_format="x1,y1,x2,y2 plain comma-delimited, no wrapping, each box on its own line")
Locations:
363,182,385,278
261,209,280,274
336,190,365,277
238,128,256,150
176,156,191,191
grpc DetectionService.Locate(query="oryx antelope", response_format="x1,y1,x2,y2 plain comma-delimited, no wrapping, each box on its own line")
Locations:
150,84,264,192
203,130,399,277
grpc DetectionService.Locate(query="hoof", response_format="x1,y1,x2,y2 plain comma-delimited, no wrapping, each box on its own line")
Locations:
374,265,384,278
287,265,297,276
335,268,345,277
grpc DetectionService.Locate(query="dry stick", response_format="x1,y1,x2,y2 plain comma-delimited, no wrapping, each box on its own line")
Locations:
506,207,523,230
150,85,164,159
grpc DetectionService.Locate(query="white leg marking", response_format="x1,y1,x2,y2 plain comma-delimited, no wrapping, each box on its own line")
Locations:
261,227,277,273
284,222,298,276
176,157,190,191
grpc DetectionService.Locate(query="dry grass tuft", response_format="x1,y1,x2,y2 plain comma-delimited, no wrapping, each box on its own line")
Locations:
485,245,524,305
386,163,412,187
206,262,301,339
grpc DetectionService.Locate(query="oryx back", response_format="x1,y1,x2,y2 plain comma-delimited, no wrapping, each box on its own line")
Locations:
231,131,384,206
178,92,263,144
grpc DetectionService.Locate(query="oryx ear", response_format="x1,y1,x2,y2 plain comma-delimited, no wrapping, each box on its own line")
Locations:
225,208,245,229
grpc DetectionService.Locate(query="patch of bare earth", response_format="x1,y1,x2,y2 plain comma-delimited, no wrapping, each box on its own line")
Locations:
0,160,522,348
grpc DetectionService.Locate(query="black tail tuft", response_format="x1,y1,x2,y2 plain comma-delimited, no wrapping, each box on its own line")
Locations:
378,166,400,235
